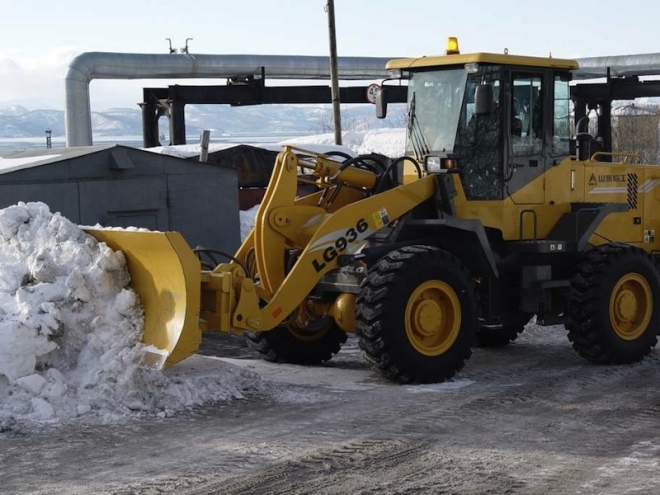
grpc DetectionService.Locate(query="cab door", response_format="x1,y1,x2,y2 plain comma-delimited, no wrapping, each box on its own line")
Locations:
506,71,547,204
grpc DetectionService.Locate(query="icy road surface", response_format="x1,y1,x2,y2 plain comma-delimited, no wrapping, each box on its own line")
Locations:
3,325,660,495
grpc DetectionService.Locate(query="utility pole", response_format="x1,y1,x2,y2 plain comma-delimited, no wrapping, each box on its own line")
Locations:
326,0,342,145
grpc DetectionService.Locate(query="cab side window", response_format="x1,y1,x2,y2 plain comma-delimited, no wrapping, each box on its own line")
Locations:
552,74,572,156
512,74,543,156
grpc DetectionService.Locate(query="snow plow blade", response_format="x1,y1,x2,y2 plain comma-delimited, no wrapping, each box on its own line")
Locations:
84,229,202,369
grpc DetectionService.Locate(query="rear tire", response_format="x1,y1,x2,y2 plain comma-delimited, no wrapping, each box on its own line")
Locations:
567,244,660,364
356,246,478,384
245,316,347,365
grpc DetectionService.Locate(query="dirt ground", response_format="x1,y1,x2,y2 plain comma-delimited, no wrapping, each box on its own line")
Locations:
3,324,660,495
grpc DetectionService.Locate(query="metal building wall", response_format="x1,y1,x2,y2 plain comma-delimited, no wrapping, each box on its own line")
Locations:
0,145,240,254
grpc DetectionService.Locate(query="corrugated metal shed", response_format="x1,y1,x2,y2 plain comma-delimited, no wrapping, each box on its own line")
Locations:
0,145,240,254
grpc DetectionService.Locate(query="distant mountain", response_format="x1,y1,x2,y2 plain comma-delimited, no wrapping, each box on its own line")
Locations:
0,107,64,138
0,104,406,139
0,105,31,117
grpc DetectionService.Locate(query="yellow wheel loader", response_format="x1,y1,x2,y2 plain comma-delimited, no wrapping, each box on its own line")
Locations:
87,39,660,383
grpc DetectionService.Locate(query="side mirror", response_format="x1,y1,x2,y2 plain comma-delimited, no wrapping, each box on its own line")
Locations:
474,84,494,115
376,87,388,119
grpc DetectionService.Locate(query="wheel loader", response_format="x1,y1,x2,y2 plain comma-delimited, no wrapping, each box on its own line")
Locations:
87,38,660,383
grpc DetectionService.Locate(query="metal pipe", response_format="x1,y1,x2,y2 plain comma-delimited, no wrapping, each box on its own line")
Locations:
65,52,395,146
574,53,660,80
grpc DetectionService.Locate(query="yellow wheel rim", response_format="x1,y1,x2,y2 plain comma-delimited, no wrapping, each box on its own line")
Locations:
285,302,334,342
287,318,333,342
609,273,653,340
405,280,461,356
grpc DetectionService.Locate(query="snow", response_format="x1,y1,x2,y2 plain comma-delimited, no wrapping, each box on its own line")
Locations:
148,128,406,160
0,154,63,174
240,204,260,242
354,128,406,157
405,380,475,393
0,202,260,428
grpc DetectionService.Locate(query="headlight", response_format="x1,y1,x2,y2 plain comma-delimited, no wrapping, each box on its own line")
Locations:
442,157,459,170
425,156,442,173
424,155,460,174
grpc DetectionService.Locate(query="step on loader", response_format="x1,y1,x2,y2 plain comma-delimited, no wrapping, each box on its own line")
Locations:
87,38,660,383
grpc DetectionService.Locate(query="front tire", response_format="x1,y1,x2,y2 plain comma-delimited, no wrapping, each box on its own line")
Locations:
245,315,347,365
567,244,660,364
356,246,478,383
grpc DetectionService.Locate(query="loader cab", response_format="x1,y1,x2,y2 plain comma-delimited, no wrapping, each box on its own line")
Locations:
382,47,577,203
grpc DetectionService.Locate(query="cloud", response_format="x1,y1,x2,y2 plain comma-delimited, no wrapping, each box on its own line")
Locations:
0,47,80,109
0,47,201,111
0,58,20,71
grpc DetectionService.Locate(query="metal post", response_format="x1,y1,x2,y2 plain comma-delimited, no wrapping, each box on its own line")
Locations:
45,129,52,149
598,100,612,158
199,130,211,162
140,99,160,148
170,101,187,145
326,0,342,145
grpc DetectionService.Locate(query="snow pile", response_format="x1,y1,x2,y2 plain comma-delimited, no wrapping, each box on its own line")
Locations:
282,128,405,158
0,202,260,427
355,128,406,157
280,130,371,154
240,204,260,242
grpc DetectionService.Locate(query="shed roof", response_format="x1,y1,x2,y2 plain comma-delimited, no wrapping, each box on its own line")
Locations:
0,145,116,175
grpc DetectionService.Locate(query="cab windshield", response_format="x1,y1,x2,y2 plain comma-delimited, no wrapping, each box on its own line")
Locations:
404,68,468,155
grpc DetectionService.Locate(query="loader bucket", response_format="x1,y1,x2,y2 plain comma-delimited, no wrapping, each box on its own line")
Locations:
84,229,202,369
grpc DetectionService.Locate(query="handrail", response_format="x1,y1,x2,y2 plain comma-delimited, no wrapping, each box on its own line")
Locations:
589,152,642,164
519,209,538,240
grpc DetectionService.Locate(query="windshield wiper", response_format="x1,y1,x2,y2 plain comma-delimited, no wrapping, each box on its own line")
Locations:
407,93,430,158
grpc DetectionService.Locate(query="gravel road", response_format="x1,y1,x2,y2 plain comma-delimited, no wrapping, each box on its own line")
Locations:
3,323,660,495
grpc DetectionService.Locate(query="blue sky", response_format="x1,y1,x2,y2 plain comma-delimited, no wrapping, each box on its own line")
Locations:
2,0,659,110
